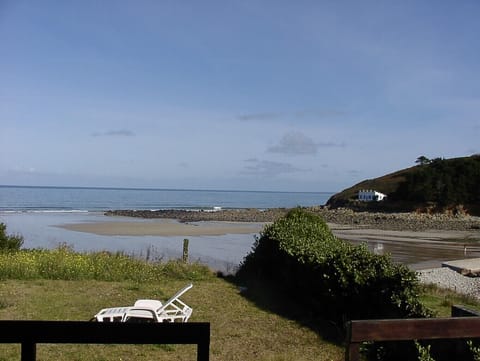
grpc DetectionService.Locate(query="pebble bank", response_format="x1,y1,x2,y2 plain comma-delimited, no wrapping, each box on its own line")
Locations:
417,267,480,299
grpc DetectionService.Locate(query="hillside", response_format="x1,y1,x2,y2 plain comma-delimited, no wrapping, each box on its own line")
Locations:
327,155,480,215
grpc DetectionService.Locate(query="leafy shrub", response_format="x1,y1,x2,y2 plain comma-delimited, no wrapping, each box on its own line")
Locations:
0,223,23,251
237,208,431,326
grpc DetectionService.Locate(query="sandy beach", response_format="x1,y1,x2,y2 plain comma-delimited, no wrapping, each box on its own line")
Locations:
60,218,479,241
58,219,265,237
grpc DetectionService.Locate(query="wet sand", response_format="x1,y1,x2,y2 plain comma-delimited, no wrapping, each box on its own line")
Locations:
57,216,480,270
329,223,480,243
58,219,265,237
329,223,480,269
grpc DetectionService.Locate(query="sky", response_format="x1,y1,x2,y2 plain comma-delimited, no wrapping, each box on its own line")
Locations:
1,1,479,192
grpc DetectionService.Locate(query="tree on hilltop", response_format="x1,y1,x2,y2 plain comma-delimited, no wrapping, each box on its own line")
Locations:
415,155,431,165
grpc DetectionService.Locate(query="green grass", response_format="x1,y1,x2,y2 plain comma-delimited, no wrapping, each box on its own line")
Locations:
0,248,342,360
0,247,478,360
419,283,480,317
0,245,211,282
0,278,342,361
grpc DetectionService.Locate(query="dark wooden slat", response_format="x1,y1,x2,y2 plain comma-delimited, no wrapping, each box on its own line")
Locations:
0,321,209,361
0,321,208,344
348,317,480,342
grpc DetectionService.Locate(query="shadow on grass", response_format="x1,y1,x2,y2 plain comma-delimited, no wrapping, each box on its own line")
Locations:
219,273,345,345
219,273,480,361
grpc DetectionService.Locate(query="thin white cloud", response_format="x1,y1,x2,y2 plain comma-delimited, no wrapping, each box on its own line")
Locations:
267,131,344,156
237,109,346,122
237,113,281,121
242,159,306,177
91,129,135,137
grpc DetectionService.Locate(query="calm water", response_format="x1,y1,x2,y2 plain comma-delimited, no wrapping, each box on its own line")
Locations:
0,185,333,212
0,212,255,273
0,185,334,273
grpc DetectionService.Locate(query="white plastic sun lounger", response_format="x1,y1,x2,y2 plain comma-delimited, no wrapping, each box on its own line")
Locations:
93,283,193,323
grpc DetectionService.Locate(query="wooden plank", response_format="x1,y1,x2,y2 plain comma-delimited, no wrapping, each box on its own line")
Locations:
348,317,480,343
0,321,210,361
0,321,208,344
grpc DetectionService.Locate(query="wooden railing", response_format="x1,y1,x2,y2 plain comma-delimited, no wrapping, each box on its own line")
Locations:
345,305,480,361
0,321,210,361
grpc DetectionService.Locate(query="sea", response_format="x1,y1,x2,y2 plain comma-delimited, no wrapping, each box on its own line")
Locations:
0,185,334,273
0,185,333,212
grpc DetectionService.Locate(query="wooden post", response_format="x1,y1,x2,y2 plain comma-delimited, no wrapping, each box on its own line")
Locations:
183,239,189,263
21,342,36,361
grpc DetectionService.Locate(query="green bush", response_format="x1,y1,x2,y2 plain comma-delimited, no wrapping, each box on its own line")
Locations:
237,208,431,325
0,223,24,251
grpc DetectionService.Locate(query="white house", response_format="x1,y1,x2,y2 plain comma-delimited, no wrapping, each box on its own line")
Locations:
358,189,387,202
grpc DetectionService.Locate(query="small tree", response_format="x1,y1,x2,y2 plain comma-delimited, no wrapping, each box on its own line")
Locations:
0,223,24,251
416,156,431,165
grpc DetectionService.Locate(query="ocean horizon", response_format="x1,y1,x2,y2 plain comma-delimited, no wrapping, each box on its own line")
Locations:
0,185,334,212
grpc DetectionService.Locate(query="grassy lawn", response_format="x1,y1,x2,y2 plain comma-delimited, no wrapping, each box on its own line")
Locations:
419,283,480,317
0,273,478,360
0,277,342,361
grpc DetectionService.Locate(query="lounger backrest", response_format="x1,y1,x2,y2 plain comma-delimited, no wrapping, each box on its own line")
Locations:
158,283,193,312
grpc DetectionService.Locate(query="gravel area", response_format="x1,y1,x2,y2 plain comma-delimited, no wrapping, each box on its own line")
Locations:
417,267,480,299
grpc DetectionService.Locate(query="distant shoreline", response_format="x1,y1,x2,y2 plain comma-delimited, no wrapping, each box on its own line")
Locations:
105,207,480,232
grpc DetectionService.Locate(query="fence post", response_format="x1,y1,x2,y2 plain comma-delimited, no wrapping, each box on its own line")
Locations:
21,342,36,361
183,239,189,263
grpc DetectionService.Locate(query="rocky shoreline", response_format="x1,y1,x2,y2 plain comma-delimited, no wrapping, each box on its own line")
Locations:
105,207,480,232
105,208,288,223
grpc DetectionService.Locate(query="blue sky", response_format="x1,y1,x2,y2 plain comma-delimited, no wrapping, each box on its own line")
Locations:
1,1,479,192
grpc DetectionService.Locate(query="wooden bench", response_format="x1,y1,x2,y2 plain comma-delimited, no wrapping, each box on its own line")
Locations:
0,321,210,361
345,306,480,361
